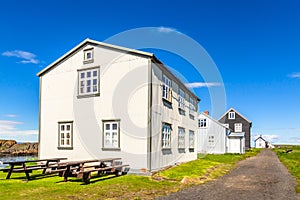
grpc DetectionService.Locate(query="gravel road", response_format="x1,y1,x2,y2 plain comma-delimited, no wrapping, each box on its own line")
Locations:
156,149,299,200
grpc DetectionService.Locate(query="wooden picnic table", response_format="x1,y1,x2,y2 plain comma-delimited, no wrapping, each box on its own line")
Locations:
0,158,67,180
55,158,129,183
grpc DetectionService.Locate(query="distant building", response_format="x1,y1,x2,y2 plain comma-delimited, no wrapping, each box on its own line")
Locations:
255,135,268,148
198,111,245,154
218,108,252,149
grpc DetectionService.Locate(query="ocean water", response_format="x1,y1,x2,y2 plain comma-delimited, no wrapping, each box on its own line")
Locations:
0,155,37,169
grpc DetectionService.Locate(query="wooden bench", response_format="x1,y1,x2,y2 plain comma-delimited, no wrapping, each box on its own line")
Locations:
0,158,67,180
76,164,129,183
56,158,129,183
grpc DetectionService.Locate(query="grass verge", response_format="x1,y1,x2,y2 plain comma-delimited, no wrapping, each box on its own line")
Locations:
0,149,261,200
273,145,300,193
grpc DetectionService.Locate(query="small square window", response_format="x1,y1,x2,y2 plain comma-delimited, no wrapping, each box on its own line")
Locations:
83,49,94,63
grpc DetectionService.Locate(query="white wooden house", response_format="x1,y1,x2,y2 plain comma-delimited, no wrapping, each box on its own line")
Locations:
198,112,229,154
37,39,199,174
198,112,245,154
255,135,267,148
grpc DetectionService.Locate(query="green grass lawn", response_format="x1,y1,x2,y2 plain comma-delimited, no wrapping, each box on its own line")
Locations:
273,145,300,193
0,150,260,200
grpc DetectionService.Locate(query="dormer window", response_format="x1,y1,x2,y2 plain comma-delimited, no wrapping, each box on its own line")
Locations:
83,48,94,63
228,111,235,119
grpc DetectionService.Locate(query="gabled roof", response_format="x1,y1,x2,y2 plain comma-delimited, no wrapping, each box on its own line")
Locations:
218,107,252,124
199,112,231,130
36,38,200,101
254,136,266,142
37,38,154,77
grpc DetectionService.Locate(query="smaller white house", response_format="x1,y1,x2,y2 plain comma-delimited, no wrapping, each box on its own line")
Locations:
255,135,267,148
198,112,245,154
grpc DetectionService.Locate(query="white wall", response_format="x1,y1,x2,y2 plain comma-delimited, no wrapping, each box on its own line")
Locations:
197,113,227,154
149,62,198,171
39,44,149,172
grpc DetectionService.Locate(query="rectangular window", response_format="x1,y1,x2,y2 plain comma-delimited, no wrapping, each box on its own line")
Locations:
103,120,120,149
178,127,185,149
189,130,195,149
189,98,196,115
162,74,172,103
78,67,99,96
198,118,207,128
83,48,94,63
208,135,215,146
162,123,171,149
178,89,185,110
228,111,235,119
234,123,242,132
58,122,73,149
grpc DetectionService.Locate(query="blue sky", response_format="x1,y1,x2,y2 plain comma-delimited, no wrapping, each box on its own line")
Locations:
0,0,299,145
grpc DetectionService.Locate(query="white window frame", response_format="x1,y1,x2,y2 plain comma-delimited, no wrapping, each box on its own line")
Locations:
103,120,120,149
208,135,215,146
234,123,242,132
228,111,235,119
83,48,94,63
189,130,195,149
162,74,172,103
178,127,185,149
198,118,207,128
58,121,73,149
162,123,171,149
189,98,196,116
78,67,100,97
178,89,185,110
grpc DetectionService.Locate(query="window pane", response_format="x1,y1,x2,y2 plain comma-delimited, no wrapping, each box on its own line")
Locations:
87,71,91,78
93,79,97,85
105,124,110,130
87,52,92,59
67,125,70,131
93,70,97,77
61,133,64,138
61,125,65,131
87,80,91,86
80,73,85,79
112,123,118,130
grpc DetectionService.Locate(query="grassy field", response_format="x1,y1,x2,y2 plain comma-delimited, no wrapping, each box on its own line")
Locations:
273,145,300,193
0,149,260,200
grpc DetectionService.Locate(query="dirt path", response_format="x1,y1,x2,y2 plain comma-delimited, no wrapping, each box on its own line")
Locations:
156,149,299,200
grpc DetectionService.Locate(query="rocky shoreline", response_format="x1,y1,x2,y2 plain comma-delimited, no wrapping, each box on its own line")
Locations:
0,140,38,156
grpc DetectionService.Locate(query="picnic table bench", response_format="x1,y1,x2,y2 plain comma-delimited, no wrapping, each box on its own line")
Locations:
0,158,67,180
54,158,129,184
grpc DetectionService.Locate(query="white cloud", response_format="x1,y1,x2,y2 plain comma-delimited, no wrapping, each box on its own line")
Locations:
4,114,17,118
0,120,38,142
2,50,39,64
0,120,22,131
263,135,279,142
157,27,178,33
288,72,300,79
185,82,222,88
